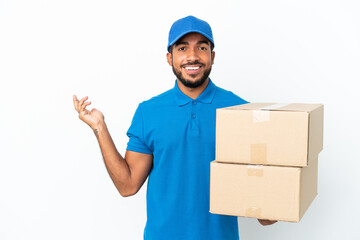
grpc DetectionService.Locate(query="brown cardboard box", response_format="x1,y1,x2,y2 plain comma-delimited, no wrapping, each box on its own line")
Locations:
209,157,318,222
216,103,324,167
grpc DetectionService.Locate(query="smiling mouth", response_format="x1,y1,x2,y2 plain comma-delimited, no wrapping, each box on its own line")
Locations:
183,65,202,75
182,62,204,75
185,66,200,70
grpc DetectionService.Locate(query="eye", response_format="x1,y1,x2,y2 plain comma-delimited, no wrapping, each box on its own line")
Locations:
199,46,207,51
178,47,186,51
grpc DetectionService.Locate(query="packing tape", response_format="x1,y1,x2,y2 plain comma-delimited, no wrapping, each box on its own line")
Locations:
252,110,269,123
246,207,262,218
247,165,264,177
252,103,291,123
259,103,290,110
251,144,267,164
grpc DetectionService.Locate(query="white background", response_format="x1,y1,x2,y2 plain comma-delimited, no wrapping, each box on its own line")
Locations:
1,0,359,239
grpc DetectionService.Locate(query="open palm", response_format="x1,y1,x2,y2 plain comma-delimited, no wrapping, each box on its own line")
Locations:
73,95,104,130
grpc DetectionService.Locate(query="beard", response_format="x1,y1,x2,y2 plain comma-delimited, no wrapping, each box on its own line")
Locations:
172,62,212,89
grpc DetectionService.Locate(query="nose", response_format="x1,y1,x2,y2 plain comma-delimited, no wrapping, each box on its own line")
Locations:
186,47,200,62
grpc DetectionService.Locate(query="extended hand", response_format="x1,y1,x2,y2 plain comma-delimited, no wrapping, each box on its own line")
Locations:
257,219,278,226
73,95,104,130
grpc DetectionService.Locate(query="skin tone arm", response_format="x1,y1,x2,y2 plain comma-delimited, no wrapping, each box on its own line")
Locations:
73,95,153,197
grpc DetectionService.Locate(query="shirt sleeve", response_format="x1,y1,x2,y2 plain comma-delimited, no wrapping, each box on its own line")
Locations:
126,103,153,154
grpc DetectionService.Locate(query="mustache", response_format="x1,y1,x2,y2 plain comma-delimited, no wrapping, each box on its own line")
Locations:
180,61,205,68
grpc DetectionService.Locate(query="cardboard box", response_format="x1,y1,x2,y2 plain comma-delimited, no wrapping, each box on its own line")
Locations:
209,158,318,222
216,103,324,167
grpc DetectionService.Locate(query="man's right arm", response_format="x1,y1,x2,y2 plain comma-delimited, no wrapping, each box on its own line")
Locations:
73,95,153,197
94,122,153,197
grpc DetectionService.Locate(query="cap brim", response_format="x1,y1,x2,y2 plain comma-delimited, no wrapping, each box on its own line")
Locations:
168,30,214,52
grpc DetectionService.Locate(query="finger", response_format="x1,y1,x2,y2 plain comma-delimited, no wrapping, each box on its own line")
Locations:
80,101,92,112
78,96,89,111
73,95,79,112
258,219,277,226
79,96,88,107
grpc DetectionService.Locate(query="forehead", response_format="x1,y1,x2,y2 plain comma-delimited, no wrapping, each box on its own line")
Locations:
176,32,210,44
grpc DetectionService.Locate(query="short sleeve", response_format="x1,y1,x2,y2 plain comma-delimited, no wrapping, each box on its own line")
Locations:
126,104,153,154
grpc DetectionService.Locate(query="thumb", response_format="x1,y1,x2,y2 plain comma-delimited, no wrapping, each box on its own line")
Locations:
91,108,104,118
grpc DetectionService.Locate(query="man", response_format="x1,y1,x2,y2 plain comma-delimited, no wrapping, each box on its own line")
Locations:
73,16,276,240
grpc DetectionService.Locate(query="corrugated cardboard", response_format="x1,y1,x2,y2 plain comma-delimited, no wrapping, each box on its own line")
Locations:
209,157,318,222
216,103,324,167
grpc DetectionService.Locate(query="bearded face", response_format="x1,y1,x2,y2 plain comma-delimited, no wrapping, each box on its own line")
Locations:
167,32,215,89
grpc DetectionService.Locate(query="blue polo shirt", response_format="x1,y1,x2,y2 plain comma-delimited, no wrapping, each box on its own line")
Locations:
126,79,248,240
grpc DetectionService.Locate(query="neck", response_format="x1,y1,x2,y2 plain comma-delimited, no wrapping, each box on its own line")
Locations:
176,78,210,99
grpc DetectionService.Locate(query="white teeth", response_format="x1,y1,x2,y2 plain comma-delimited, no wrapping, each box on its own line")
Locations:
185,66,200,70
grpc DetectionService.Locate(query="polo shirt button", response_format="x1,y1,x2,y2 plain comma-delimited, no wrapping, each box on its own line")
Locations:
192,101,197,105
191,114,196,119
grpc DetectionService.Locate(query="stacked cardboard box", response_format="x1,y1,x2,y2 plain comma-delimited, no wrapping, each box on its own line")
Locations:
210,103,324,222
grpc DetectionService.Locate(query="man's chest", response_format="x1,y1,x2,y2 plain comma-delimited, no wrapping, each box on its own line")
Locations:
143,104,217,153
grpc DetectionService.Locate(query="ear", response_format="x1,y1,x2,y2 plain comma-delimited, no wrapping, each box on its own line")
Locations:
166,52,172,66
211,51,215,65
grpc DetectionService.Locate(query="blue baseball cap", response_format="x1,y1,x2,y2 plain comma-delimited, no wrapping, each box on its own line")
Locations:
167,15,214,52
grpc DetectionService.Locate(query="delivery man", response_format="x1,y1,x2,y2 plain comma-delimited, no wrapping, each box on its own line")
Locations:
73,15,276,240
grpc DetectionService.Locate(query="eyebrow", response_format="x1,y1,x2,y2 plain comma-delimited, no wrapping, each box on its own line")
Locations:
175,40,210,46
197,40,210,46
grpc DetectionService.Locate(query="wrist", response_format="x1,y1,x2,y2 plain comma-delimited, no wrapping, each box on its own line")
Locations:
93,121,107,136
